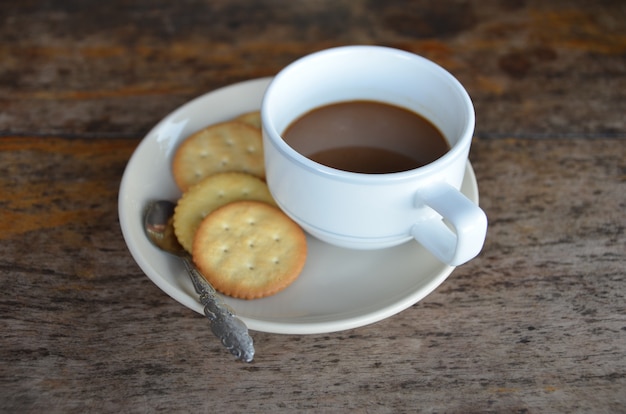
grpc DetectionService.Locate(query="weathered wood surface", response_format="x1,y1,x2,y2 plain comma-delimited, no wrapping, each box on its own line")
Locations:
1,0,624,139
1,0,625,413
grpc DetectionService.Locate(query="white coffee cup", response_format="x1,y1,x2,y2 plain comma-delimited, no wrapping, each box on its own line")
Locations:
261,46,487,266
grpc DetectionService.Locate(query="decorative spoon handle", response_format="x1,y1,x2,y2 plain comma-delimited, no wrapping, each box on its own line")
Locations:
182,257,255,363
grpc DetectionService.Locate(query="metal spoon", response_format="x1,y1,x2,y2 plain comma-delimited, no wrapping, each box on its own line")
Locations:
143,200,255,363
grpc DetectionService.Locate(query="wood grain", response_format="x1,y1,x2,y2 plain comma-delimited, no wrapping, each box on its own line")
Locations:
1,136,624,413
0,0,624,412
0,0,624,139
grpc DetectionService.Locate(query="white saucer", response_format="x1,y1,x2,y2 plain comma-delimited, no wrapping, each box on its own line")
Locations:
118,77,480,335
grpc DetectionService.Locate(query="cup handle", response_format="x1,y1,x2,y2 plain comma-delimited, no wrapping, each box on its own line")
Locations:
411,182,487,266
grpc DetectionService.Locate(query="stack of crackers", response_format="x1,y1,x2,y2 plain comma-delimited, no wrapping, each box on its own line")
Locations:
171,112,307,300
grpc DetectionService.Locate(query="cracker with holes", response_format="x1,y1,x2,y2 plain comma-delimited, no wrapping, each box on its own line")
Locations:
234,111,261,130
173,172,276,254
172,121,264,192
192,201,307,300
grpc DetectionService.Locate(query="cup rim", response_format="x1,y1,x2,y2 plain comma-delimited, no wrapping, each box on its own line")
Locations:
261,45,475,184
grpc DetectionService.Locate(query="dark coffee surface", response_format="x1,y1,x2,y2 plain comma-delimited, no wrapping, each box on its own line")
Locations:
282,101,449,173
306,146,422,173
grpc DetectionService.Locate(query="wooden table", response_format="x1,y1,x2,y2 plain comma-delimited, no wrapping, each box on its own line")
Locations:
2,1,624,412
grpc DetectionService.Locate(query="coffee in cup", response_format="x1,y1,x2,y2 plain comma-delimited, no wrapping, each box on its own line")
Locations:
283,100,449,174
